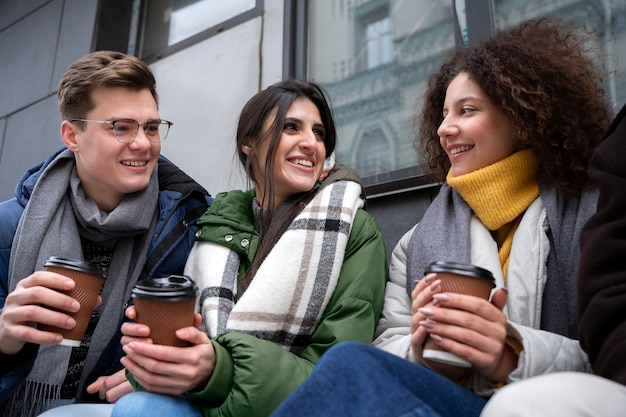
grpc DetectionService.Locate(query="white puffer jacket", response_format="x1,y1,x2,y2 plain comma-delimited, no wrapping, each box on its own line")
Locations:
373,198,590,396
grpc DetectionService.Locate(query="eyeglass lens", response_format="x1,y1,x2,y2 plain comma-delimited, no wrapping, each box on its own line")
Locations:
112,119,170,142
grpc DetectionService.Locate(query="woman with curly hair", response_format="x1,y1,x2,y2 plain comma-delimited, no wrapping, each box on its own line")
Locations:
270,18,614,417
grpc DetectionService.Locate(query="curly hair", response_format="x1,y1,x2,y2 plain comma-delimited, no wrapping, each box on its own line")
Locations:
418,18,613,194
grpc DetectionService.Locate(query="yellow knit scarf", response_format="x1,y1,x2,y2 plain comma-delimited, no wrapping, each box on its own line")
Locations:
446,150,539,280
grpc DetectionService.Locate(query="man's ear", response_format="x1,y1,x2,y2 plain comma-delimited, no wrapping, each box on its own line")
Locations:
61,120,80,151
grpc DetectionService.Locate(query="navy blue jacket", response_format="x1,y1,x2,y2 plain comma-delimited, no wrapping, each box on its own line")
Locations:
0,148,212,404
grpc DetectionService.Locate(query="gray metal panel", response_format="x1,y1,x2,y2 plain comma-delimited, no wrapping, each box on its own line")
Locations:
0,0,48,31
466,0,496,46
0,1,61,117
366,185,440,259
452,0,496,47
0,0,99,200
0,117,5,173
0,95,61,201
282,0,307,80
53,0,99,93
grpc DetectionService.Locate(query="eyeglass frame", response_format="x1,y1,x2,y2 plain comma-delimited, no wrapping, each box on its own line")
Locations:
69,118,173,143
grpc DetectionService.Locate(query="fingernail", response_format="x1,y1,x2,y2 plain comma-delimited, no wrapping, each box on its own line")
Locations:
419,320,434,329
433,293,449,302
71,301,80,312
423,273,436,284
418,307,434,317
430,334,443,342
430,279,441,292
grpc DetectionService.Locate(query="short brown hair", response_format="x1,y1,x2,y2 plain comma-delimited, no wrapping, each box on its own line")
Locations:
57,50,158,120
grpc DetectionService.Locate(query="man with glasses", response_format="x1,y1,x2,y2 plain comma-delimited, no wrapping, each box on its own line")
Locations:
0,51,212,417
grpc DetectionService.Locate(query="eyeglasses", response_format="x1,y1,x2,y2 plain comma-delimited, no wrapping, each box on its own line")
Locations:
70,118,173,143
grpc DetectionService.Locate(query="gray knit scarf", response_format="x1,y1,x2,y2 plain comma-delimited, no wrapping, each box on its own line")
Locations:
4,149,158,417
406,176,597,339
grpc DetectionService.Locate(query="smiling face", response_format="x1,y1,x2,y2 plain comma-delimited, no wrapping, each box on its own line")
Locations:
244,97,327,208
61,87,161,212
437,72,519,177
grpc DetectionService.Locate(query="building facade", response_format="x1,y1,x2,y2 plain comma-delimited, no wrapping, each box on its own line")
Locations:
1,0,624,254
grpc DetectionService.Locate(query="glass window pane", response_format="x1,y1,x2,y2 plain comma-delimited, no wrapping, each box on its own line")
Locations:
494,0,626,109
307,0,455,191
365,17,393,69
141,0,256,58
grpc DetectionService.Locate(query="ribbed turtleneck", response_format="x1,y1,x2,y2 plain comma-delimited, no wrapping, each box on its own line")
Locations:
446,149,540,280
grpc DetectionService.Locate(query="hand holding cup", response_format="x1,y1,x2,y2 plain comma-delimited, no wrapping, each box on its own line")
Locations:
421,261,495,367
37,256,105,347
131,275,198,347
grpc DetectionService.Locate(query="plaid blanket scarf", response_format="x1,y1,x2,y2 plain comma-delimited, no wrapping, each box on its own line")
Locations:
184,180,363,353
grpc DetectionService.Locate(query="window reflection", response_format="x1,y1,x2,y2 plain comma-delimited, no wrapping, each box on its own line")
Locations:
308,0,455,188
365,17,393,70
354,126,393,175
495,0,625,109
308,0,626,192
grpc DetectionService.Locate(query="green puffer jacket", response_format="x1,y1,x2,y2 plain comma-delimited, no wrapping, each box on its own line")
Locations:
181,181,386,416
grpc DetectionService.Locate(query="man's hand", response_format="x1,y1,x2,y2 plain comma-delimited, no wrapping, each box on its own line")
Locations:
0,271,80,354
86,369,133,403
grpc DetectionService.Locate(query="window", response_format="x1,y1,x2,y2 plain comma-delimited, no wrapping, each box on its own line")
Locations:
304,0,626,196
365,17,393,69
95,0,263,60
353,125,393,175
494,0,625,108
140,0,257,56
306,0,455,195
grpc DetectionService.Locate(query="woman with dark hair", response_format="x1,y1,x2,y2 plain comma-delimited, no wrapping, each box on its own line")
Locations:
269,18,614,417
102,79,387,417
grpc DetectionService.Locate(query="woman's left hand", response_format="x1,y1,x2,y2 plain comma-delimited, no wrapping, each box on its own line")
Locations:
418,287,517,382
120,313,216,395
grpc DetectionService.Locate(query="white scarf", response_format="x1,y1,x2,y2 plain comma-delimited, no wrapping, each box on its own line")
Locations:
184,180,363,353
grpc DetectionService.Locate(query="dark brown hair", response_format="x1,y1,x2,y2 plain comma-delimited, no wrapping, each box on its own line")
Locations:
235,79,337,282
57,50,158,121
418,18,613,194
236,78,336,203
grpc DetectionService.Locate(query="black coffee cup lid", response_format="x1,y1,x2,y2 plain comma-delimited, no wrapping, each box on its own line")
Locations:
425,261,495,285
132,275,198,301
44,256,103,277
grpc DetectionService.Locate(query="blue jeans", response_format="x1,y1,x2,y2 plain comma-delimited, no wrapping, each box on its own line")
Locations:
271,342,486,417
111,391,202,417
37,403,114,417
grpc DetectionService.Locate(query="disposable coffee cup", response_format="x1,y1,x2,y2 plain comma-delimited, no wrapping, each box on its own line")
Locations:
38,256,105,347
131,275,198,347
422,261,495,367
